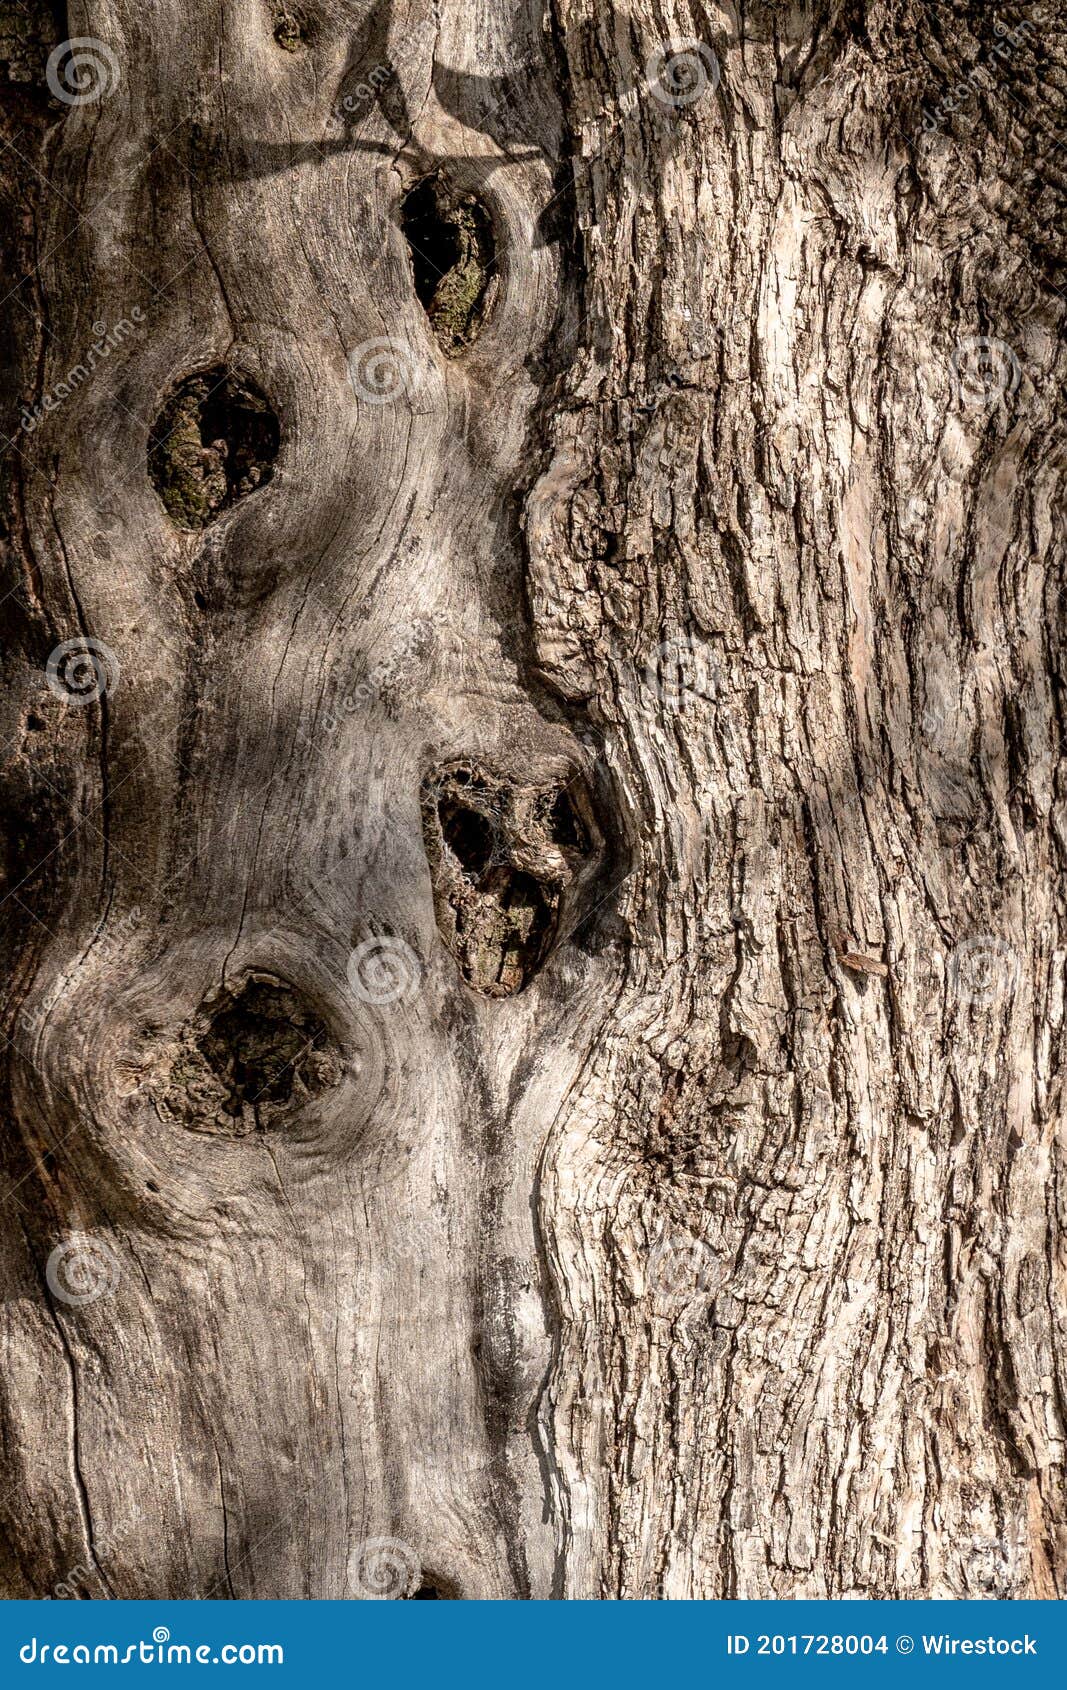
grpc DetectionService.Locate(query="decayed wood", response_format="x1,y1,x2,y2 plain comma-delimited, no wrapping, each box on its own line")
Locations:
1,0,1065,1600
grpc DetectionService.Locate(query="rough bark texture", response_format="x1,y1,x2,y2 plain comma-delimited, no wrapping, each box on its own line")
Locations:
1,0,1065,1601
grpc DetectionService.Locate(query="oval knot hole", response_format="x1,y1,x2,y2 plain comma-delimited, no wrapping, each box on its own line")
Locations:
272,4,309,51
421,764,595,997
148,368,280,530
149,974,342,1136
401,175,495,355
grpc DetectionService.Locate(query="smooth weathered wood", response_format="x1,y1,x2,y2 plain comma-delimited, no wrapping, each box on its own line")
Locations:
1,0,1064,1599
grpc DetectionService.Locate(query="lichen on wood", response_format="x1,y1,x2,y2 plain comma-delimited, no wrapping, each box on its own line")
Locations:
148,368,280,530
401,175,495,355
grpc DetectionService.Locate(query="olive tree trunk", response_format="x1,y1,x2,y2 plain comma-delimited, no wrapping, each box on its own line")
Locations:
1,0,1064,1600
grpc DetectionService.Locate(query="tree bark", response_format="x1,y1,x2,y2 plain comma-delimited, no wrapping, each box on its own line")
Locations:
1,0,1065,1600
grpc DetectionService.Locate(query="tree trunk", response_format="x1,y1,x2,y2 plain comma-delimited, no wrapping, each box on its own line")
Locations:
1,0,1064,1600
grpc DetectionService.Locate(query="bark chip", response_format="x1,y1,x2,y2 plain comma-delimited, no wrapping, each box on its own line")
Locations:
148,368,280,530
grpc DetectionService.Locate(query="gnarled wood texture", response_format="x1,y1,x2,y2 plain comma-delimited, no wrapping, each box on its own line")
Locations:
1,0,1065,1600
